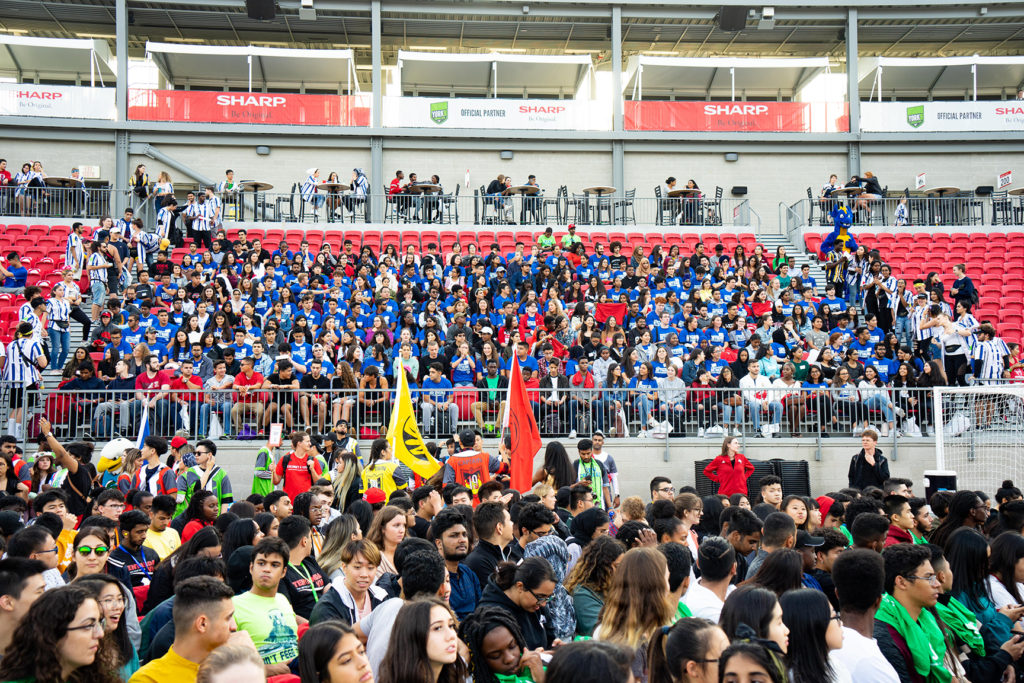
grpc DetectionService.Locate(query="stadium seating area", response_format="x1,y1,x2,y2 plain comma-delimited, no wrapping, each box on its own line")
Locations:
804,231,1024,344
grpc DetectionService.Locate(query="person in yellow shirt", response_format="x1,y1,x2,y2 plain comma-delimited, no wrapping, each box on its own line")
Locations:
143,495,181,561
31,490,78,573
130,576,253,683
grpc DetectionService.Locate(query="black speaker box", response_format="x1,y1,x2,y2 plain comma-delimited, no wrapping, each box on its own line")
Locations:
246,0,276,21
717,6,748,32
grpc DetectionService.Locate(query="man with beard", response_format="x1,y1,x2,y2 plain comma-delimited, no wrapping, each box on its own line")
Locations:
431,507,479,620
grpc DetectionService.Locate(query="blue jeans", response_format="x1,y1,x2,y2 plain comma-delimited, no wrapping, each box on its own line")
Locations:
746,400,782,430
48,327,69,370
720,401,745,425
593,397,618,432
895,315,911,347
634,393,654,421
179,401,210,437
864,394,894,422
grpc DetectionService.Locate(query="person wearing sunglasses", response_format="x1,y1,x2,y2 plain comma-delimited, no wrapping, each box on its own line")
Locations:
69,526,113,580
0,584,120,683
478,557,558,651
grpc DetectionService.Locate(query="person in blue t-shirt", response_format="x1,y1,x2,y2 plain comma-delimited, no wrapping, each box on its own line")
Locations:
502,342,539,380
450,342,478,387
0,252,28,289
421,363,458,436
226,328,254,359
799,264,817,290
846,327,876,361
821,284,847,312
865,344,897,382
103,328,133,358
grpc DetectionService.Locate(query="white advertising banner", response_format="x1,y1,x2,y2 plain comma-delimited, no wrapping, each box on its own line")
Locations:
861,101,1024,133
383,96,608,130
0,83,116,120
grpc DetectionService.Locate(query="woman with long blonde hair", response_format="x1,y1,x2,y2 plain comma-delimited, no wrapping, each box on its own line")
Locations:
594,547,673,682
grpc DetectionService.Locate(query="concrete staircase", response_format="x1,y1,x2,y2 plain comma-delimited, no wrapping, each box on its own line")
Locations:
758,232,826,291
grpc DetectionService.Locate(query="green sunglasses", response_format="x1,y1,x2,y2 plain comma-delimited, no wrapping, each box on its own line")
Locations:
76,545,109,556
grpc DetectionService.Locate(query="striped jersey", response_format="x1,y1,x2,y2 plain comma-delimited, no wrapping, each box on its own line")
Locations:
45,298,70,325
956,313,980,354
300,175,319,201
88,252,110,283
973,338,1010,381
156,206,173,239
205,195,222,227
193,202,212,231
910,305,932,341
65,233,84,270
3,338,44,387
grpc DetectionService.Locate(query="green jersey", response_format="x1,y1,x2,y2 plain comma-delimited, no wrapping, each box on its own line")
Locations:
252,447,275,498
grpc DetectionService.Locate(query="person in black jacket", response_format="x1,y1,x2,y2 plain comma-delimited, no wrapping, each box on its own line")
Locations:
463,502,517,587
475,558,557,651
847,429,890,490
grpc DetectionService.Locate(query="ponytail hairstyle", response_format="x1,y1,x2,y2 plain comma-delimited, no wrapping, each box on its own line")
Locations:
647,617,725,683
493,557,555,592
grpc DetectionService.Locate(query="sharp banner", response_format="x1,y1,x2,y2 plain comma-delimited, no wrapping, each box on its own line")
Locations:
0,83,116,120
383,96,608,130
624,101,849,133
127,89,370,126
860,101,1024,133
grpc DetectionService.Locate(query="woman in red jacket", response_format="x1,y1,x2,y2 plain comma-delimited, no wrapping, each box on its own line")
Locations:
703,436,755,496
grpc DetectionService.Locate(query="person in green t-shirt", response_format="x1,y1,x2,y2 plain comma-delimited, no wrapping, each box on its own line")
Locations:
536,227,555,252
232,537,299,677
176,440,234,516
252,441,276,499
459,605,547,683
790,347,810,382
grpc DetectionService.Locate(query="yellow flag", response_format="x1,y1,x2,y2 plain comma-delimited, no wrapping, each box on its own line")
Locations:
386,370,442,479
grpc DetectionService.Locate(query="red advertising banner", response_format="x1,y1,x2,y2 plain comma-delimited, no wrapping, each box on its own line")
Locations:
127,89,370,126
625,100,848,133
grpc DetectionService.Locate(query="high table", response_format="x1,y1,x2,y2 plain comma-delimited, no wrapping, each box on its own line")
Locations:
239,180,274,221
505,185,541,225
1008,187,1024,225
317,182,352,223
923,186,961,225
582,186,616,225
402,183,443,223
667,188,702,225
42,176,86,216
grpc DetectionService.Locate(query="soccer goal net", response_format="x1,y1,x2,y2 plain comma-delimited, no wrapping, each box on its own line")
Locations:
935,384,1024,495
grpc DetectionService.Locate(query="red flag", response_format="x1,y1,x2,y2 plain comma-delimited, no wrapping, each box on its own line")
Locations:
504,356,543,493
594,302,627,325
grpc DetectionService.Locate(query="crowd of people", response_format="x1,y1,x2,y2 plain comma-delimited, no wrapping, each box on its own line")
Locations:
2,212,1020,443
0,422,1022,683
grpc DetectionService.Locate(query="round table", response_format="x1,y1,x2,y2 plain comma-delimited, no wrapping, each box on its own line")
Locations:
923,186,960,197
583,186,616,196
830,187,863,197
1006,187,1024,196
319,182,351,193
667,188,699,198
43,176,77,188
505,185,542,225
666,188,703,225
505,185,540,196
238,181,275,222
407,183,442,195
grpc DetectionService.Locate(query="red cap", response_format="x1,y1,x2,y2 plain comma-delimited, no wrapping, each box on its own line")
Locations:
170,436,188,449
363,488,386,505
816,495,835,520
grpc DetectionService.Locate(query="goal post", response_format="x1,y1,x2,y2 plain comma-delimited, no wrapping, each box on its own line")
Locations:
935,384,1024,495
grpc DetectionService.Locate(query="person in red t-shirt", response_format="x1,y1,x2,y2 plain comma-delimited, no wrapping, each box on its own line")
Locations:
703,436,755,497
231,357,265,435
570,356,596,435
273,431,324,501
134,355,172,436
170,358,209,437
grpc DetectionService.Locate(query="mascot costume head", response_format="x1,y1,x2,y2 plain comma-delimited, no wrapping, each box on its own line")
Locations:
819,203,858,259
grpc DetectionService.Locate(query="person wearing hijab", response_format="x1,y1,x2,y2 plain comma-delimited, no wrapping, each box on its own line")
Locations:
346,168,369,219
566,507,610,573
524,535,576,642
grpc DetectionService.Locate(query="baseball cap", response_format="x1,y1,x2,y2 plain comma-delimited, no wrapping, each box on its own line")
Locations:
458,428,477,448
480,327,493,335
100,311,112,319
795,530,825,548
170,436,188,449
363,488,386,505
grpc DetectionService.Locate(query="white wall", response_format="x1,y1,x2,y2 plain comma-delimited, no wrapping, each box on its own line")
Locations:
0,139,116,182
860,149,1024,194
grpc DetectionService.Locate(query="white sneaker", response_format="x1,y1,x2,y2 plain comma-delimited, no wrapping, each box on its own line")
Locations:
870,424,880,435
761,425,771,438
733,428,743,437
568,429,577,439
880,424,889,437
853,425,863,436
638,429,648,439
895,407,906,418
648,416,659,430
769,423,780,434
698,427,705,438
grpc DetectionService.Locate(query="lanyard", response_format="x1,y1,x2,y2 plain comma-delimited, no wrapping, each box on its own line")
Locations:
289,561,320,603
117,545,152,580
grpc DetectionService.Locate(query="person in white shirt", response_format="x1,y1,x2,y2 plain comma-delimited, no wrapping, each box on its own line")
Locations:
65,222,85,280
203,186,223,232
683,536,736,622
829,548,900,683
739,360,782,438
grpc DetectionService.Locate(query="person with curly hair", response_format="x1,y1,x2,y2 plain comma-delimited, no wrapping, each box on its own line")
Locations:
564,534,626,637
0,583,121,683
458,605,546,683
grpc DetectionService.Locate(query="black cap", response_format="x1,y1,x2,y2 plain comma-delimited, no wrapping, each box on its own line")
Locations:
796,530,825,548
458,428,476,448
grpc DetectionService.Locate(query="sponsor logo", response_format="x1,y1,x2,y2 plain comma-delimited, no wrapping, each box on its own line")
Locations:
430,101,448,124
704,104,769,116
995,106,1024,115
215,94,287,107
519,105,565,114
906,104,924,128
16,90,63,100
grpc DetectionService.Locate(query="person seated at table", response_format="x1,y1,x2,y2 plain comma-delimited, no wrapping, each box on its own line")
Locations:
345,168,369,219
324,171,345,221
68,167,90,217
661,176,681,223
520,174,542,225
853,172,882,213
681,179,702,225
486,174,508,217
402,172,423,221
426,174,444,222
301,168,325,213
216,168,238,195
820,174,841,220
